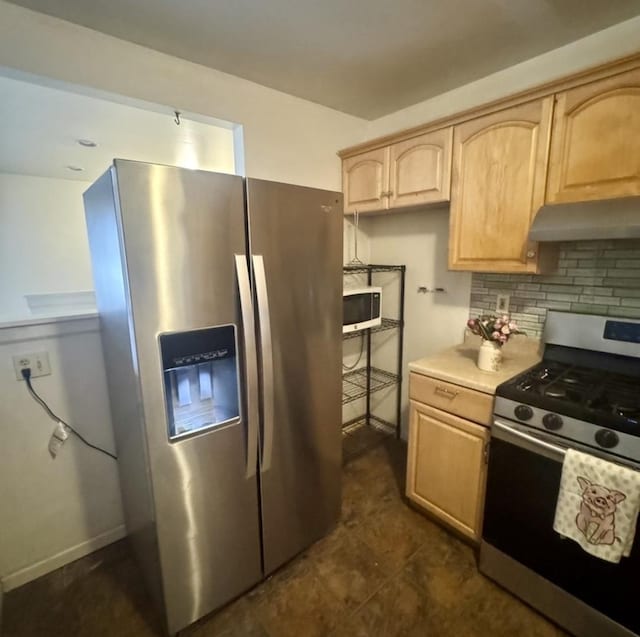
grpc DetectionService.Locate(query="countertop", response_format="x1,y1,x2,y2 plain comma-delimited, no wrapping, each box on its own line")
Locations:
409,334,542,395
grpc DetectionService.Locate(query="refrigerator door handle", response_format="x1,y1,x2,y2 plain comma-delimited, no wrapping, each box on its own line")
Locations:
252,254,275,472
235,254,259,478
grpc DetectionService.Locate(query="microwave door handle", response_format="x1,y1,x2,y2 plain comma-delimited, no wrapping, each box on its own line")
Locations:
235,254,259,479
252,254,275,473
493,419,567,459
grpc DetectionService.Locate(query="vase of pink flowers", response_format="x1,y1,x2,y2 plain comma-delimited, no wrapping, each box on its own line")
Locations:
466,314,521,372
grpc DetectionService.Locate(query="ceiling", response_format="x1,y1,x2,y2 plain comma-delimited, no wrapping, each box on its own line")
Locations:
6,0,640,119
0,75,236,182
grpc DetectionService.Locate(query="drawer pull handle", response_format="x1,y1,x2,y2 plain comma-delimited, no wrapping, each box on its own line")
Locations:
434,386,458,399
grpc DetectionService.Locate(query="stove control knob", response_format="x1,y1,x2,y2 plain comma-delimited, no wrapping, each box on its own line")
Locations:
514,405,533,421
595,429,619,449
542,413,563,431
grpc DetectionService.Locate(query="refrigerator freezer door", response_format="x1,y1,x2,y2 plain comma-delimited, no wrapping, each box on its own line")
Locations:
246,178,343,574
110,161,262,634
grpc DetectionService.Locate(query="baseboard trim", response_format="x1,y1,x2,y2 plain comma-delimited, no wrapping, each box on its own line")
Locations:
1,525,127,592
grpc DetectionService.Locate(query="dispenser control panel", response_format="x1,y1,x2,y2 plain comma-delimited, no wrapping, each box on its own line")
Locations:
159,325,240,441
604,320,640,344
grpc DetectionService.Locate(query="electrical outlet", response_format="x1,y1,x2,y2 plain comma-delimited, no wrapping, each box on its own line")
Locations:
496,294,510,314
13,351,51,380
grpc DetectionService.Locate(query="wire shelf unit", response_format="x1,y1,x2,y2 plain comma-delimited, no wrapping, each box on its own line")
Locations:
342,367,399,404
341,263,406,440
342,415,397,463
342,415,396,435
342,317,402,340
343,264,405,275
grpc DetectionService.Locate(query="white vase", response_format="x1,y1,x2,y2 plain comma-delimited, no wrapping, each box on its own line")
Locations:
477,339,502,372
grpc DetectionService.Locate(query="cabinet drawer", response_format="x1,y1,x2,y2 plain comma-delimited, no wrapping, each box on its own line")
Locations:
409,373,493,426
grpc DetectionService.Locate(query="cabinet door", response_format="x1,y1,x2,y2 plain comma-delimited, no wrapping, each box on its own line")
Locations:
388,128,452,208
449,98,554,273
546,67,640,203
342,147,389,213
406,401,489,541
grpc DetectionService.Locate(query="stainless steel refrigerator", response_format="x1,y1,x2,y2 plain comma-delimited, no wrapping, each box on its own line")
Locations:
84,160,342,635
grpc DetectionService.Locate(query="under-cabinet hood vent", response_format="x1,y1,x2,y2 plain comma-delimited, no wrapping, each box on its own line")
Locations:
529,197,640,242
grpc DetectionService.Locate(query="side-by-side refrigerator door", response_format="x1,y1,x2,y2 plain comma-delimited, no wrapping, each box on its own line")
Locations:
112,161,262,634
246,178,343,574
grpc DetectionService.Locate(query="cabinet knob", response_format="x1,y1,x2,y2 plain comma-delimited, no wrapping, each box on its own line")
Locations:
380,190,394,197
526,250,536,259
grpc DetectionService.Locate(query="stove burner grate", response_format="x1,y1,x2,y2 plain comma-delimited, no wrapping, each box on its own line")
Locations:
501,360,640,431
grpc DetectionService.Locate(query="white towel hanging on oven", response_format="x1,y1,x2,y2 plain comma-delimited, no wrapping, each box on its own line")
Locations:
553,448,640,563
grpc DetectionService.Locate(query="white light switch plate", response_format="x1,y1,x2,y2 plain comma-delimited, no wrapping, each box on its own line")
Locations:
13,351,51,380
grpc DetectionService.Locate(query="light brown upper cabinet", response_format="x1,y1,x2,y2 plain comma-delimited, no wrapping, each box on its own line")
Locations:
342,128,452,214
546,67,640,203
449,98,556,273
388,128,452,209
342,147,389,213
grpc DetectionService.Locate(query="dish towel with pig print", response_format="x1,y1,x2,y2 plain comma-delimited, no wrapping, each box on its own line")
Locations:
553,449,640,563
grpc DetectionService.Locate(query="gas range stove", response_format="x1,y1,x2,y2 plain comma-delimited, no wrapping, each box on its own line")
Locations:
494,311,640,463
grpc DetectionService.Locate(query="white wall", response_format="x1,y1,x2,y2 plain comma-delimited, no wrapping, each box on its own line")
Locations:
0,174,93,322
0,318,123,590
366,15,640,138
363,210,471,439
342,215,371,266
0,1,367,190
0,74,238,182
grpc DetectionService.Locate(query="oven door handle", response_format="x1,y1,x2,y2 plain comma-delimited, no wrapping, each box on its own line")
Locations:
493,419,567,460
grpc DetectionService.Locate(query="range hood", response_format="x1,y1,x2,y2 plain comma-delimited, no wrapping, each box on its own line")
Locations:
529,196,640,242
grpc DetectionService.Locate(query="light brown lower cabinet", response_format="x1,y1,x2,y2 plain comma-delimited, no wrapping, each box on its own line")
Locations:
406,400,489,542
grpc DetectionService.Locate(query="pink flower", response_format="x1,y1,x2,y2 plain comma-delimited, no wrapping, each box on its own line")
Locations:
466,314,523,340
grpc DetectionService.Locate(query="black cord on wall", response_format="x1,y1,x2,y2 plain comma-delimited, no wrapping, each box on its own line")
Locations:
21,368,117,461
342,332,365,371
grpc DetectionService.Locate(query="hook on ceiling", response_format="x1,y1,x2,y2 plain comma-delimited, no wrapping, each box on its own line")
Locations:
174,110,181,126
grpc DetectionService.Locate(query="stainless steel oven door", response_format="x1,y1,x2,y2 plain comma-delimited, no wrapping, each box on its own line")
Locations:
481,419,639,637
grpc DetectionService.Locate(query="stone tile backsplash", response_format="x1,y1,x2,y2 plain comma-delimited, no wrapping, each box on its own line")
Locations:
469,239,640,337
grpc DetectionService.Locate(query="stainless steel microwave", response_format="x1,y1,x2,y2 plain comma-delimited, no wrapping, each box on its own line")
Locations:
342,287,382,334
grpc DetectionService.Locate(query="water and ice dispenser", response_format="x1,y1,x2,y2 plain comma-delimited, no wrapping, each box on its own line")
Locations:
160,325,240,440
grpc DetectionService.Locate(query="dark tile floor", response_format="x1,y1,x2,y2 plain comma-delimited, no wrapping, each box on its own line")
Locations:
2,429,566,637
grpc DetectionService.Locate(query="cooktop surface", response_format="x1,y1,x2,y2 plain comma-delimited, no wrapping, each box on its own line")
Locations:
497,361,640,436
